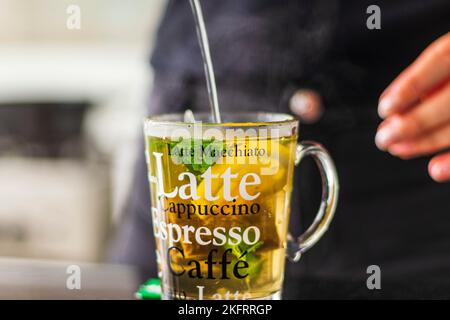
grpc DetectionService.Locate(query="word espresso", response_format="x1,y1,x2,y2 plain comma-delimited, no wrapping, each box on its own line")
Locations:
146,134,296,299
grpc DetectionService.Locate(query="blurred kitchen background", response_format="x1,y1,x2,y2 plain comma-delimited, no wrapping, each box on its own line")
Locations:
0,0,166,263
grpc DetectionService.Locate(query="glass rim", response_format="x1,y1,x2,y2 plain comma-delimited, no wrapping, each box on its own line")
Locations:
144,112,298,127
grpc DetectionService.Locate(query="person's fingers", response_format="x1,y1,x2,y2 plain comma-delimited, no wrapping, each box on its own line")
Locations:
289,89,323,123
378,32,450,118
429,151,450,182
375,80,450,150
387,123,450,159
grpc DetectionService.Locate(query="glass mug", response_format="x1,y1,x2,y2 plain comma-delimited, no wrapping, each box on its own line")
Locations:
144,112,339,300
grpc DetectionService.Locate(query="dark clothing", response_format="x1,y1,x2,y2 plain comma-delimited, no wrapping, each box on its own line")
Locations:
111,0,450,284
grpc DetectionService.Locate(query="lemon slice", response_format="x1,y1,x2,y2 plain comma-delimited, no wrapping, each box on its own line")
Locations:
193,140,293,219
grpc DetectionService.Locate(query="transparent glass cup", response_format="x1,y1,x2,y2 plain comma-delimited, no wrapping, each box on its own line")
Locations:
143,112,339,300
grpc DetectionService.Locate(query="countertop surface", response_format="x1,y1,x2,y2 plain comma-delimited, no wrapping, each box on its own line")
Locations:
0,257,447,300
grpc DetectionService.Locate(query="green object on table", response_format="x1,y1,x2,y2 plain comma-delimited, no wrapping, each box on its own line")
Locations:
135,278,162,300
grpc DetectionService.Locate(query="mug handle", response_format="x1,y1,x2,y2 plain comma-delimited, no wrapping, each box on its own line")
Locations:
287,141,339,262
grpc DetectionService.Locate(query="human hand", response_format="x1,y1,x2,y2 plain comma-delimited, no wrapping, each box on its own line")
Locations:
375,32,450,182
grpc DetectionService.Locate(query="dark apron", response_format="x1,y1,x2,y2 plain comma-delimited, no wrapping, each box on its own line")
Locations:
109,0,450,283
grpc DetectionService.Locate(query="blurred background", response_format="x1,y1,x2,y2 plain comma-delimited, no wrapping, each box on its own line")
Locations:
2,0,449,301
0,0,165,264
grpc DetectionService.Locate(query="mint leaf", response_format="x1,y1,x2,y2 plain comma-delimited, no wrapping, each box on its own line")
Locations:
169,138,225,176
224,241,265,279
